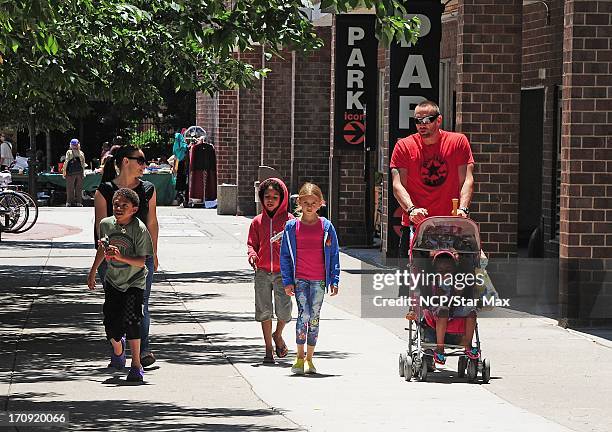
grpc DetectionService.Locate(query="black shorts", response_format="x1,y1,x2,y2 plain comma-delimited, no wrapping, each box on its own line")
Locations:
103,284,144,341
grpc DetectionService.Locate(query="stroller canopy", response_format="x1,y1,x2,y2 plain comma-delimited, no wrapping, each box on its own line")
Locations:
412,216,480,254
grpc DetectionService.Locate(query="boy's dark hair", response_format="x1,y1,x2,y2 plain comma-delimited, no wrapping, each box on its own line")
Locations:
258,178,284,204
113,188,140,208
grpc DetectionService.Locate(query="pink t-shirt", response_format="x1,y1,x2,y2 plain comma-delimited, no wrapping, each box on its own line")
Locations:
295,218,325,281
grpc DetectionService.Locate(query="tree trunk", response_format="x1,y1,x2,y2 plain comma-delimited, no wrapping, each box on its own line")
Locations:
46,131,52,173
27,115,37,197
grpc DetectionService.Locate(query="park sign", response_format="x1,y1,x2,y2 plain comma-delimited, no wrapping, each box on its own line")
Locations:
386,0,443,257
334,14,377,150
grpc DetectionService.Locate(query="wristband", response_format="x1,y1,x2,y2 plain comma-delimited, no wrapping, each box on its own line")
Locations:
407,205,417,217
459,207,470,215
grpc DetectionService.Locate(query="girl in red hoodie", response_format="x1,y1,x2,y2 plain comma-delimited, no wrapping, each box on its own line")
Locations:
247,178,294,363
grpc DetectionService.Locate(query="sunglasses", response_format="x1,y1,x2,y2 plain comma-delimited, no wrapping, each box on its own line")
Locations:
126,156,147,165
414,113,440,124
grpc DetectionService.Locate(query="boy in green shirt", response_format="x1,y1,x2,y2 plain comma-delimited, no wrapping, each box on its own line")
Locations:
87,188,154,382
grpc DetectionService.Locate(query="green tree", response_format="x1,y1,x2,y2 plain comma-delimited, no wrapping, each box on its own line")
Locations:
0,1,419,190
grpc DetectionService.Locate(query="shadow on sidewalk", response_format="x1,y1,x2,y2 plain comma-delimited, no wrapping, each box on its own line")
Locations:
0,240,95,250
159,269,254,285
7,393,299,431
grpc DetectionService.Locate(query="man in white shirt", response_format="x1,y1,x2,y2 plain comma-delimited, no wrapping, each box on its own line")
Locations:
0,133,15,171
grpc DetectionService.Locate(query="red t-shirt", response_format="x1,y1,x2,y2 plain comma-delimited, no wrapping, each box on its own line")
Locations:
295,218,326,281
390,130,474,226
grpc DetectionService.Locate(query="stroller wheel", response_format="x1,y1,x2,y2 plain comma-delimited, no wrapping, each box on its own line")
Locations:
399,353,406,377
481,358,491,383
403,356,413,382
458,356,467,378
418,357,428,382
466,358,477,383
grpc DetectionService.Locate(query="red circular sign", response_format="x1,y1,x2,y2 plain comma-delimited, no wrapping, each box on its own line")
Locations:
343,121,365,145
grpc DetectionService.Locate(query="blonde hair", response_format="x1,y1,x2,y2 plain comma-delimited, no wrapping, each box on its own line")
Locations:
297,182,326,211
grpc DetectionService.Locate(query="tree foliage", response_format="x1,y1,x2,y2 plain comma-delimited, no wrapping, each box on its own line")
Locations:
0,0,419,132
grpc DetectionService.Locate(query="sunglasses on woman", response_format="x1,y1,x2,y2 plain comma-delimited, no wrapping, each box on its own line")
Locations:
126,156,147,165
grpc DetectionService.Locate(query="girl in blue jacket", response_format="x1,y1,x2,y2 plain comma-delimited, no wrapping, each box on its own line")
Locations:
280,182,340,375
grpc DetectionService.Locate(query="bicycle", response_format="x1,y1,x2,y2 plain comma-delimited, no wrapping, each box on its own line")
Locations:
0,186,39,234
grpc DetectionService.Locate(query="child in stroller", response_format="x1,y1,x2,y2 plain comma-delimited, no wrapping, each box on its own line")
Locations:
400,216,490,383
410,249,479,365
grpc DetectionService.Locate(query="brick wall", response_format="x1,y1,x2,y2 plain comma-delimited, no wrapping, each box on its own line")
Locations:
196,92,219,142
380,46,392,254
197,29,333,216
522,0,564,257
456,0,522,257
237,50,263,215
558,0,612,324
198,89,238,186
294,27,333,199
441,19,458,60
264,48,293,183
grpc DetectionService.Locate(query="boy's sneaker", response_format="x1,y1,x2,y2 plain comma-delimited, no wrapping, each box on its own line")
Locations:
291,358,305,375
141,352,156,368
304,360,317,374
108,337,126,370
126,366,144,382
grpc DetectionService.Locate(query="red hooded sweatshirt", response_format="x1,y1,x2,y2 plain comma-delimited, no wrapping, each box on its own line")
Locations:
247,178,294,273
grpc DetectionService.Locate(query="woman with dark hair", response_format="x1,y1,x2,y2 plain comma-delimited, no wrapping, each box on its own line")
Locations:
94,145,159,367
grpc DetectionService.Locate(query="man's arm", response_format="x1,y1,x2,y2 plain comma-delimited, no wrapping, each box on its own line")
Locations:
391,168,413,212
458,163,474,214
392,167,428,223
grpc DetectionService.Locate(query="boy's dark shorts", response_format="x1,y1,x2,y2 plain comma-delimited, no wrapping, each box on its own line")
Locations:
103,283,144,341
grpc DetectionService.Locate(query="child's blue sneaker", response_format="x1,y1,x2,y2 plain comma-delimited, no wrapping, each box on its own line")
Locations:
126,365,144,382
465,346,480,360
108,337,126,370
433,350,446,365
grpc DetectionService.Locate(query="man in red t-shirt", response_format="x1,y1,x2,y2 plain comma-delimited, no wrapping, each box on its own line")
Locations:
391,100,478,363
391,100,474,237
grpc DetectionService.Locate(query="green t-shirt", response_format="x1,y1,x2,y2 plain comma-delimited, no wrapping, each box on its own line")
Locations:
99,216,154,292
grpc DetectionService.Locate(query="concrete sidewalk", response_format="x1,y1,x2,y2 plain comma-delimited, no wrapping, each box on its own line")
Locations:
1,207,611,431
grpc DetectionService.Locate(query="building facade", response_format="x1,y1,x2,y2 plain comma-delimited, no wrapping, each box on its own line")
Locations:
195,0,611,324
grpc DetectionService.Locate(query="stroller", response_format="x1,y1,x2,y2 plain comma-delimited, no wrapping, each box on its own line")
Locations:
398,216,491,383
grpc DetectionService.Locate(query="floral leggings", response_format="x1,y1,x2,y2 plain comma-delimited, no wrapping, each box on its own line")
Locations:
295,279,326,346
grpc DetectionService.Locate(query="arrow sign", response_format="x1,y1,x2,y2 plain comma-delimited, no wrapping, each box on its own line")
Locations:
343,120,365,145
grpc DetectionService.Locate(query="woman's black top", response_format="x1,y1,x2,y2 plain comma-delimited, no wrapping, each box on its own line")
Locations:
94,179,155,242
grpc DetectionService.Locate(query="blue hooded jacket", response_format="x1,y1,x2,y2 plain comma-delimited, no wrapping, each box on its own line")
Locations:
280,217,340,291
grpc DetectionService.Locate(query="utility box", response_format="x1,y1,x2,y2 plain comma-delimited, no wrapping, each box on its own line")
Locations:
254,181,261,214
217,184,237,215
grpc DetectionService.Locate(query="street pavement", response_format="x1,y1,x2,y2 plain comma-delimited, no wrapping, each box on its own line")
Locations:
1,207,611,431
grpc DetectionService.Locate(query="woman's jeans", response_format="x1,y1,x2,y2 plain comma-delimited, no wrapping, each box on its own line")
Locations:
98,255,154,353
294,279,325,346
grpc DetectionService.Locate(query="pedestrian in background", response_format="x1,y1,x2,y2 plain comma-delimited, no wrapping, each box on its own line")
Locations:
100,141,110,161
280,182,340,375
247,178,294,364
0,133,15,171
94,145,159,368
62,138,86,207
